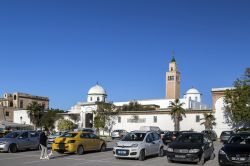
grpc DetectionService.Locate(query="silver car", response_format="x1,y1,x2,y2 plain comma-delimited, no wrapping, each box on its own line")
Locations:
0,131,40,153
113,131,165,161
47,131,68,148
111,129,127,139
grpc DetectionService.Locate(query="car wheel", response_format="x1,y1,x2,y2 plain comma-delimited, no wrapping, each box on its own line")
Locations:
158,147,164,157
77,145,84,155
198,153,205,165
100,144,106,152
9,144,17,153
210,152,215,160
138,149,145,161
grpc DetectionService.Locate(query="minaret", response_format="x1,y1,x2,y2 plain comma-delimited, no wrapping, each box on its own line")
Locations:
166,55,180,99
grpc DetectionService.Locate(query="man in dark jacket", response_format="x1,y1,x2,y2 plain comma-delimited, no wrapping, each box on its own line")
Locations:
39,131,49,159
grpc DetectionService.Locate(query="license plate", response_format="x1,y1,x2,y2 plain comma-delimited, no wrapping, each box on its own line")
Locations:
232,157,246,161
117,150,127,155
175,155,186,158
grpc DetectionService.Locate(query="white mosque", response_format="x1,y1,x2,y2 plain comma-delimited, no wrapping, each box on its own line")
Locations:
66,57,213,133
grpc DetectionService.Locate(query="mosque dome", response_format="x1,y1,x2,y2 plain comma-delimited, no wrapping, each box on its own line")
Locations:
186,88,200,94
88,84,106,95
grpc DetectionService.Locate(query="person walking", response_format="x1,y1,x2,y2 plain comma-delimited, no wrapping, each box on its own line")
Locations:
39,131,49,159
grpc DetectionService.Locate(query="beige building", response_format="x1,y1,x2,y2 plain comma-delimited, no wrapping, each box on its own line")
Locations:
0,92,49,122
166,56,180,99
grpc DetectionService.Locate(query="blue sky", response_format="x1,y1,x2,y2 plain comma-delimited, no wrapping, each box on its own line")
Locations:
0,0,249,110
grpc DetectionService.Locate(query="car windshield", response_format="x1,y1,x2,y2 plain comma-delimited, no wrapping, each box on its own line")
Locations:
176,134,203,143
122,132,146,141
62,133,78,138
228,135,250,144
4,132,20,138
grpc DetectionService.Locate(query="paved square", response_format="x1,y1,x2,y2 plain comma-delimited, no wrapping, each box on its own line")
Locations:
0,141,222,166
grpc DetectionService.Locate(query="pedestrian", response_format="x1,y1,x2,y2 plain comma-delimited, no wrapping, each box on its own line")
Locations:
39,131,49,159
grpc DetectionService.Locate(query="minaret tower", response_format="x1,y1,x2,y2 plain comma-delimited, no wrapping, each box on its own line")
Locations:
166,54,180,99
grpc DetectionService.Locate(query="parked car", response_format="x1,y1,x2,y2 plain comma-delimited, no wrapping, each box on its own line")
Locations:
47,131,68,148
51,132,106,154
219,133,250,166
159,130,170,138
113,130,164,161
162,131,181,145
111,129,127,139
220,131,234,143
0,130,11,138
201,130,217,141
79,128,96,134
0,130,40,153
166,132,215,165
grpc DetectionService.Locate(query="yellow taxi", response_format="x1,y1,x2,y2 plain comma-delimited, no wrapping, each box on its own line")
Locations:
51,132,106,155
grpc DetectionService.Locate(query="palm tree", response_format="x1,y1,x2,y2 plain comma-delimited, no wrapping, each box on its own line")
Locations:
169,99,186,131
200,113,216,130
27,101,45,130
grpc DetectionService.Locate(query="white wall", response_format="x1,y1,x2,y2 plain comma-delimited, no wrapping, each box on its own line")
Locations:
213,97,231,136
13,110,31,125
112,113,205,132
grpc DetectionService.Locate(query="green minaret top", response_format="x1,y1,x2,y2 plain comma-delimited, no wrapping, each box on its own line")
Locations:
170,50,176,62
171,56,176,62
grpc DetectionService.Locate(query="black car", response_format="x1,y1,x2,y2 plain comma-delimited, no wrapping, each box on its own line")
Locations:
166,132,215,165
219,133,250,166
162,131,180,145
201,130,217,141
220,131,234,143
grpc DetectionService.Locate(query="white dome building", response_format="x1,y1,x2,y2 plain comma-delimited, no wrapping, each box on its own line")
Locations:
185,88,202,102
87,83,107,102
183,87,202,109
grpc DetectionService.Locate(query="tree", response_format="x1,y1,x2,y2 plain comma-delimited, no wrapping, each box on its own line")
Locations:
224,68,250,129
118,101,158,111
94,102,118,135
169,99,186,131
27,101,45,129
39,108,63,130
200,113,216,130
57,119,75,131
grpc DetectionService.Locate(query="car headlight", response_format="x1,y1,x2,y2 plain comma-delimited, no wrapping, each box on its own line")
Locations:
131,144,138,147
219,149,226,155
167,147,173,152
189,149,200,153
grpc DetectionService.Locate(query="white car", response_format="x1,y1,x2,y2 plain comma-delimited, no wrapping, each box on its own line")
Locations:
111,129,127,139
113,131,164,161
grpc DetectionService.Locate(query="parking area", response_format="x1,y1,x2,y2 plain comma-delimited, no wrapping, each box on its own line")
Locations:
0,141,222,166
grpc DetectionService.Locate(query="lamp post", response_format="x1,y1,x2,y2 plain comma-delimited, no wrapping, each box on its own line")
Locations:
20,116,23,124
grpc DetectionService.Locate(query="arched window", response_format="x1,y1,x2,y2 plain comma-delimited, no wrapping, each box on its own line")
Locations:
97,97,100,101
14,95,17,100
20,100,23,108
195,96,198,101
90,97,92,101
